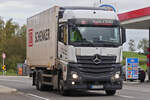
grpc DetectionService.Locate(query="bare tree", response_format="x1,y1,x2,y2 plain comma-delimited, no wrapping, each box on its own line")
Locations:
128,39,136,51
138,38,149,54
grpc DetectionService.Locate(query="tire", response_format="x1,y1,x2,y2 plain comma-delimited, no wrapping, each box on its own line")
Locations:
58,71,69,96
36,70,47,91
140,79,145,83
130,79,134,82
105,90,116,96
32,71,36,86
58,79,69,96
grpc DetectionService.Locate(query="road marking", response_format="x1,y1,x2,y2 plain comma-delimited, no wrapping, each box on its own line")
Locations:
0,79,31,83
118,95,136,99
27,94,50,100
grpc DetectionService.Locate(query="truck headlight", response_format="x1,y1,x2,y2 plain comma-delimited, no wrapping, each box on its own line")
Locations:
72,73,78,79
114,73,120,79
111,71,120,81
114,71,120,79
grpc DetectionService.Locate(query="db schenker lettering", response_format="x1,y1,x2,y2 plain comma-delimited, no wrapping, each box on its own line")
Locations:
35,29,50,43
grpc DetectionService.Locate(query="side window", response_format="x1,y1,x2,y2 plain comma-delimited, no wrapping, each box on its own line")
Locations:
58,24,67,44
59,24,64,42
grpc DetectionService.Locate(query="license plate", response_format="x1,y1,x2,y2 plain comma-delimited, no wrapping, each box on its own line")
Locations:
90,85,103,89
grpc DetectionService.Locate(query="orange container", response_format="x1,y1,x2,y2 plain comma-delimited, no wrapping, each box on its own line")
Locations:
18,67,23,76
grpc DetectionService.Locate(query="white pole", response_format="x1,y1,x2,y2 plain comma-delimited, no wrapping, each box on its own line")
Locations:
3,58,4,65
2,52,6,76
2,58,4,76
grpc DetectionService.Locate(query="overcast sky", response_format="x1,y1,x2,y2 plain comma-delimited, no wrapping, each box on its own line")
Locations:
0,0,150,51
1,0,150,25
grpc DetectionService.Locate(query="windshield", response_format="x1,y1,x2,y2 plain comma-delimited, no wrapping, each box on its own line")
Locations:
69,26,121,47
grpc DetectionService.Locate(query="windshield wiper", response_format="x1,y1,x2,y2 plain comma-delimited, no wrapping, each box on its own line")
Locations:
83,40,95,47
73,40,95,47
93,40,121,47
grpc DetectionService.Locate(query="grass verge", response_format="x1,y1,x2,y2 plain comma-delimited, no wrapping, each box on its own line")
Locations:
0,70,17,76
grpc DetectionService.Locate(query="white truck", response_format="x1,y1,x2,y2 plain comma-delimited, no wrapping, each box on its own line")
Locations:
27,6,126,96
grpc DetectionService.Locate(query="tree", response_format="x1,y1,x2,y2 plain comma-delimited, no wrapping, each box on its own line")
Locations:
0,17,26,71
137,38,149,54
0,17,4,39
128,39,136,51
3,19,19,39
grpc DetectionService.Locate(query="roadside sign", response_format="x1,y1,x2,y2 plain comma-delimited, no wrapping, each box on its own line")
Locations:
126,58,139,80
2,53,6,59
2,65,6,71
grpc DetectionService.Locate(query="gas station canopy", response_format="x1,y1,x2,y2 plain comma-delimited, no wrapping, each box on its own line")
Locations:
118,7,150,29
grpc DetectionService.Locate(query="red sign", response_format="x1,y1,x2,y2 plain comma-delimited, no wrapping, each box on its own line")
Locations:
147,54,150,67
28,29,33,47
2,53,6,59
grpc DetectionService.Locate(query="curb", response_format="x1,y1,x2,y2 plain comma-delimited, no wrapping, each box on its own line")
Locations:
0,85,17,94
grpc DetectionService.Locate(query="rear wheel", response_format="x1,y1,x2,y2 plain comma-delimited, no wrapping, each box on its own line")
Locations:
105,90,116,96
36,70,48,91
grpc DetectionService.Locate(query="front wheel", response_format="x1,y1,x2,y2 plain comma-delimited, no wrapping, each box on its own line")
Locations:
105,90,116,96
58,80,69,96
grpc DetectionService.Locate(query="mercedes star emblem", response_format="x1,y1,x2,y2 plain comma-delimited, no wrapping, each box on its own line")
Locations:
92,54,102,64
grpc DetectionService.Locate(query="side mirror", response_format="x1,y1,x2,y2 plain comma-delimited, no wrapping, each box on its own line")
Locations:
58,11,64,19
121,27,126,44
58,26,62,41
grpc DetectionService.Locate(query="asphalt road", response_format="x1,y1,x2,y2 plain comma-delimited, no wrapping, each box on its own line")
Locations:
0,76,150,100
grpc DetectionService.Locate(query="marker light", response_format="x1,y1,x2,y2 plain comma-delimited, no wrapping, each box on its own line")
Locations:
72,81,75,85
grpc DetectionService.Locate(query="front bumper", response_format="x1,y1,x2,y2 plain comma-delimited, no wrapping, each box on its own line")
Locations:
64,80,122,90
64,63,123,91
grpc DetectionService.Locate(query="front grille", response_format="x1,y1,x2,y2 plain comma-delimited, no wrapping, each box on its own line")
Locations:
75,55,116,78
78,64,114,77
76,55,116,65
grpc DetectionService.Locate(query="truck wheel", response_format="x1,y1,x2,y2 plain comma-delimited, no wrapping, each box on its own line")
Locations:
58,80,68,96
130,79,134,82
140,79,145,83
105,90,116,95
36,71,46,91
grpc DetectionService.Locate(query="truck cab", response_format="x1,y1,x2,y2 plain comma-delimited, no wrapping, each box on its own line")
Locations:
57,7,126,95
